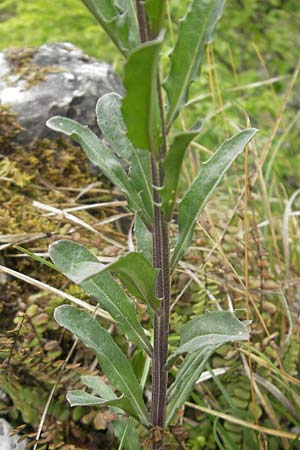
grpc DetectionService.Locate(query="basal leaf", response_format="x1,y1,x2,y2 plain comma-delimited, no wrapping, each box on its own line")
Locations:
81,0,139,54
67,390,139,419
161,127,201,220
54,305,149,426
164,0,225,128
166,346,214,425
49,240,152,355
96,93,153,222
122,36,163,154
145,0,166,36
82,376,142,449
171,128,258,269
166,312,248,424
46,116,150,224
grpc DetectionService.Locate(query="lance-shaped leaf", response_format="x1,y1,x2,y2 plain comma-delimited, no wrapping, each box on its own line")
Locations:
166,312,249,424
81,0,139,54
145,0,167,36
49,240,152,355
166,346,214,425
164,0,225,128
160,127,201,220
81,376,142,449
46,116,150,224
96,93,153,222
61,250,160,312
134,213,153,262
67,391,140,419
167,311,249,366
54,305,149,426
122,36,163,154
171,128,258,269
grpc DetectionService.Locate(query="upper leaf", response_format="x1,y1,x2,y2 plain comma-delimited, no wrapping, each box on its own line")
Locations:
96,93,153,222
54,305,149,426
81,0,139,54
49,240,152,355
46,116,150,225
122,36,163,154
164,0,225,129
160,127,201,220
171,128,258,269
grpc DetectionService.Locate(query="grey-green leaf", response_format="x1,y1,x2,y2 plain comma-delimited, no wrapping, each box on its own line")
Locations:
122,36,163,154
166,311,249,424
67,390,139,419
134,214,153,262
164,0,225,128
54,305,149,426
49,240,152,355
46,116,148,222
81,0,139,54
171,128,258,269
161,127,201,220
166,346,214,425
168,311,249,364
96,93,153,222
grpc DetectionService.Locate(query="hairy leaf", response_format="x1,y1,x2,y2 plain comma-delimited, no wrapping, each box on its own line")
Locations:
49,240,152,354
46,116,149,223
164,0,225,128
96,93,153,222
122,36,163,154
67,390,139,419
171,128,258,269
166,346,214,425
81,0,139,54
166,312,249,424
168,311,249,364
160,127,201,220
134,214,153,262
54,305,149,426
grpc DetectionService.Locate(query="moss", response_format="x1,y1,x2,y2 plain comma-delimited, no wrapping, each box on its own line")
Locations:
4,47,61,88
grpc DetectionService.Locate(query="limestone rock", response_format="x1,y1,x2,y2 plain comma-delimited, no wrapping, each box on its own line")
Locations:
0,418,27,450
0,42,123,143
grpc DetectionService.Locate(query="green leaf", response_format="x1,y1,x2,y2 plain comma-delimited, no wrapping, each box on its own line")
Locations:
54,305,149,426
160,127,201,220
145,0,166,36
81,376,142,449
168,311,249,364
171,128,258,269
66,390,139,419
122,36,163,154
60,250,160,312
49,240,152,355
164,0,225,128
46,116,149,224
81,0,139,54
96,93,153,222
134,214,153,262
166,311,249,424
166,346,214,425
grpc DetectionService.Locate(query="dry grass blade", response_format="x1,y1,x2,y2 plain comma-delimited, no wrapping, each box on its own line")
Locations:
0,264,113,322
185,402,300,441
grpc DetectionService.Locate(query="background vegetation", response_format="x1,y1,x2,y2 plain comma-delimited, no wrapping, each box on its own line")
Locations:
0,0,300,449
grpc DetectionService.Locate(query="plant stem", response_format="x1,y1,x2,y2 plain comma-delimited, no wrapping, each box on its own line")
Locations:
135,3,170,447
